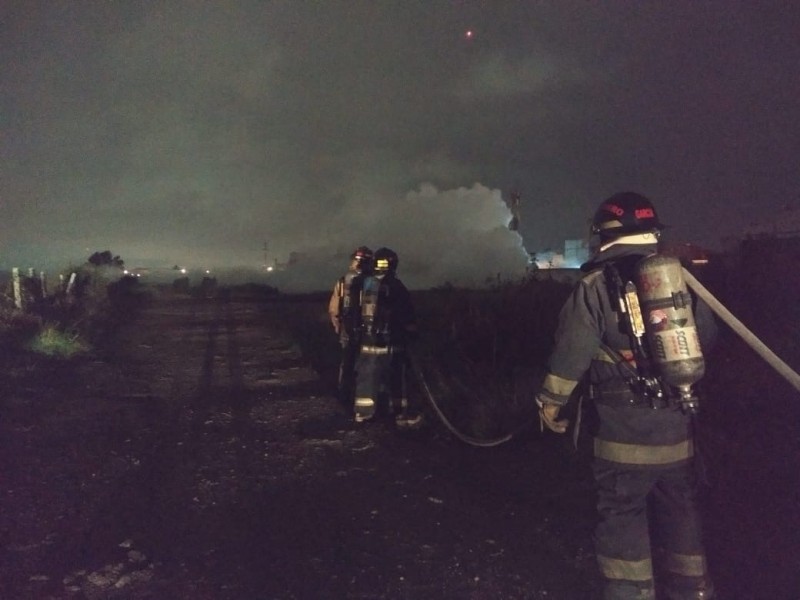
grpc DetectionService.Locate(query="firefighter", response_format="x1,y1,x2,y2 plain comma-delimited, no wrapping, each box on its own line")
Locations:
536,192,717,599
353,247,421,426
328,246,373,408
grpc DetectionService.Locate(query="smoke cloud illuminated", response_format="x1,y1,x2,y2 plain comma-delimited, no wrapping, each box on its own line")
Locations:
264,183,530,292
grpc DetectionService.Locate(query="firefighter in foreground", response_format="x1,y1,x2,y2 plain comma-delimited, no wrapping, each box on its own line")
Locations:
353,247,421,427
328,246,373,408
536,192,717,599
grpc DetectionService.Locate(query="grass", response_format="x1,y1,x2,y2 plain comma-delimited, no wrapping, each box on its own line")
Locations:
25,325,90,358
0,265,151,360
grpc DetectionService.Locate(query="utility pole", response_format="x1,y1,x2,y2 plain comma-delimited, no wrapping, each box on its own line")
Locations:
263,241,269,270
508,190,521,231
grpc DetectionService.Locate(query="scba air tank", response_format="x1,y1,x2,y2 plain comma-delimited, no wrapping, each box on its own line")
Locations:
635,254,705,401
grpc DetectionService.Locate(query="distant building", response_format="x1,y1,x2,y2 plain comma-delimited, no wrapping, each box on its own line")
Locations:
564,239,590,267
531,250,562,269
531,238,590,270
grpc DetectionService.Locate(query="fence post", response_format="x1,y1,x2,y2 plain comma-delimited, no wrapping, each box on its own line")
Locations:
12,267,23,309
66,272,77,295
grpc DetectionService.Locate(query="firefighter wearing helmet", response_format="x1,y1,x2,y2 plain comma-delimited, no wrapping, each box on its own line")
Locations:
353,247,421,427
536,192,718,599
328,246,373,407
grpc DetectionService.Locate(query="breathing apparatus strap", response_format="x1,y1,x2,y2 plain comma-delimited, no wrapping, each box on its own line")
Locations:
601,262,670,405
599,342,639,380
602,263,651,376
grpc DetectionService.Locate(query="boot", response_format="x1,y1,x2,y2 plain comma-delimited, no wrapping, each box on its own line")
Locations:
661,585,715,600
354,397,376,423
661,573,715,600
603,581,656,600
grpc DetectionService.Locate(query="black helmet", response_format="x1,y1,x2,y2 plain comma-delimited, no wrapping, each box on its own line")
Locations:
591,192,664,239
351,245,373,267
373,247,398,275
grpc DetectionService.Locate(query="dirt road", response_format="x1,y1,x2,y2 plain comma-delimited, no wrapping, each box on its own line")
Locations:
2,292,602,599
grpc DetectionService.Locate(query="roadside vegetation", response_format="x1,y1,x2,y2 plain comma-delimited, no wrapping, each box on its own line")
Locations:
411,276,573,439
0,251,150,360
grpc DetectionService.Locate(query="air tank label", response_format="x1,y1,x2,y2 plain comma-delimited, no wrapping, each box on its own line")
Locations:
648,309,669,331
651,327,703,362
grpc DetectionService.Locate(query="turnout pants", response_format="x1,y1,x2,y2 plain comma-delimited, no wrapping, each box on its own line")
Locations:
593,460,713,600
337,333,360,407
353,346,407,421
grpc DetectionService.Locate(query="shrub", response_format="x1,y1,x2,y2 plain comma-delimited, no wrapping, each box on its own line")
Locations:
0,258,149,359
411,277,572,438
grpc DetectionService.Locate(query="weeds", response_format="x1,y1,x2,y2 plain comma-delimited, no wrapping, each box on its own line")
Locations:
0,259,150,360
25,325,89,358
410,277,572,439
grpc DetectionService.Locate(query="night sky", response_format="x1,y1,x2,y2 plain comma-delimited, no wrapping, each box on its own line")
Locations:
2,2,798,290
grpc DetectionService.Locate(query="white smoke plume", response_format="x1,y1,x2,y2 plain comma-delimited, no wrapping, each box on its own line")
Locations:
257,183,530,292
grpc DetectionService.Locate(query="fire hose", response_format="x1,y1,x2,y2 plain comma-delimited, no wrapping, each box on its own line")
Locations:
681,267,800,394
407,354,536,447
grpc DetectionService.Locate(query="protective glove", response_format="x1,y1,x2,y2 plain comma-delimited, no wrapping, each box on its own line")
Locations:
537,398,569,434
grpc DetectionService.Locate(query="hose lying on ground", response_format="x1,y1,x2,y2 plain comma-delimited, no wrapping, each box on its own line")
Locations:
408,354,535,447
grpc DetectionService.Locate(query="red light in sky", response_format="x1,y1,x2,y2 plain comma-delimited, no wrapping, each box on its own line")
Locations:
464,30,474,40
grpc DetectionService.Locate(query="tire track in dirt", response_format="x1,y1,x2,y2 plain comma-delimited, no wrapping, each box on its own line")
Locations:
92,294,325,596
67,292,352,598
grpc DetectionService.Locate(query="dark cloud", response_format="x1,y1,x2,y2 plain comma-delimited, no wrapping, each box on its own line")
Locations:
2,1,798,288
